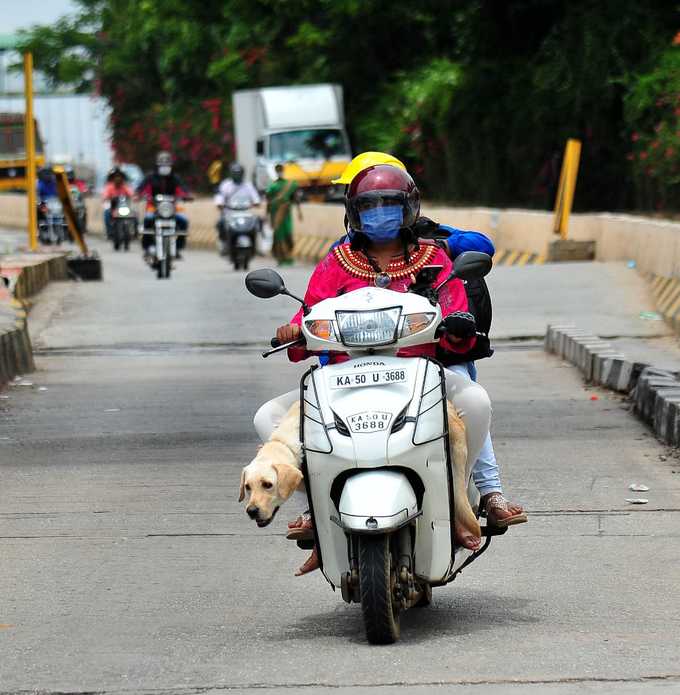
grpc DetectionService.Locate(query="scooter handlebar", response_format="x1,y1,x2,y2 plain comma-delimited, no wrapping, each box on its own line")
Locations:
262,337,305,358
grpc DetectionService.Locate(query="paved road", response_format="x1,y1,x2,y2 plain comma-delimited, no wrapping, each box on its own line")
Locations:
1,238,680,694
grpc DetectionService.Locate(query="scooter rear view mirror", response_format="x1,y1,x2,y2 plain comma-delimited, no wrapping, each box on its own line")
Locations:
433,251,492,294
245,269,286,298
245,269,311,315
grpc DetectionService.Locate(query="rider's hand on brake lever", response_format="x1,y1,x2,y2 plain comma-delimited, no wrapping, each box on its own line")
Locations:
276,323,301,344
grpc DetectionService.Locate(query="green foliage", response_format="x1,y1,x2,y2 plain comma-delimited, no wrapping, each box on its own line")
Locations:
16,0,680,207
625,47,680,209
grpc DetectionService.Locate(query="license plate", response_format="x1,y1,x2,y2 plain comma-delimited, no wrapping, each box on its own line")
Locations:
346,411,393,433
330,368,407,389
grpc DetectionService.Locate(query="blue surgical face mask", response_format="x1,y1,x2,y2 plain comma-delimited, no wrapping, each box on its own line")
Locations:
359,206,403,243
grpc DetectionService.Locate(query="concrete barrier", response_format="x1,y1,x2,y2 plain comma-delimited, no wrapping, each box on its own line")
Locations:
0,288,35,386
544,324,680,446
0,252,68,387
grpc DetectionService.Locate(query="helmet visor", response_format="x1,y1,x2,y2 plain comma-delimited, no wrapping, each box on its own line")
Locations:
348,190,409,230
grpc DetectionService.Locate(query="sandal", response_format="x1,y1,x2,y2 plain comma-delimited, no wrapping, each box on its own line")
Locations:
286,511,314,541
481,492,528,528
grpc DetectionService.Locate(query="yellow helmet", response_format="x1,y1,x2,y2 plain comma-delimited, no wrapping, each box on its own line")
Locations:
332,151,406,184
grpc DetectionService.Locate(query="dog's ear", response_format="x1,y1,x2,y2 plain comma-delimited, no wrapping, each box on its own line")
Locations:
238,468,246,502
273,462,303,501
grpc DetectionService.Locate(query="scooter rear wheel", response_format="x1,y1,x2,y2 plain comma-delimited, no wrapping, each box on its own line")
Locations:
359,534,401,644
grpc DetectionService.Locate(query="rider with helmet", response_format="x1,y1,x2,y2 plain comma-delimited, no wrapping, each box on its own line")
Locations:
137,151,191,258
254,163,522,576
102,166,134,239
215,162,260,207
214,162,261,247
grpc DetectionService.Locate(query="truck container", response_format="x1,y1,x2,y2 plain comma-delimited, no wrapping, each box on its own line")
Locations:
232,84,351,201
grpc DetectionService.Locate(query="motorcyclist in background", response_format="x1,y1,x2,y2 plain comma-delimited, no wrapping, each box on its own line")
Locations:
64,165,88,195
63,165,88,235
102,167,134,239
214,162,261,244
36,167,58,228
215,163,260,208
137,151,191,259
37,166,57,201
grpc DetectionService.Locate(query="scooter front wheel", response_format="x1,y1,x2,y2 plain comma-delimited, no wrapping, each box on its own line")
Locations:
359,534,401,644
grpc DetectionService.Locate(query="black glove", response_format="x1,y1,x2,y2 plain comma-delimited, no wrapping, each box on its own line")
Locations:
442,311,477,339
412,216,447,239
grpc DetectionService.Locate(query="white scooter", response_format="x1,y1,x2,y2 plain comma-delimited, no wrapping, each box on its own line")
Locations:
246,251,505,644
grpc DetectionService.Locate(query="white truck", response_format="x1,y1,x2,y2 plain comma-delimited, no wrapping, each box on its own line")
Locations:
232,84,352,201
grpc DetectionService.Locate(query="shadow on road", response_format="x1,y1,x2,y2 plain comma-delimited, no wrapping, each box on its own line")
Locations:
271,589,539,645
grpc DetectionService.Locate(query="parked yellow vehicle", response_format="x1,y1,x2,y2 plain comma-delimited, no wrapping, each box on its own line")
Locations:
0,112,45,191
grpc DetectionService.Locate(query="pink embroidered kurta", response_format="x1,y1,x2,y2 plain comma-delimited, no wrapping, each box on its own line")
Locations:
287,243,475,362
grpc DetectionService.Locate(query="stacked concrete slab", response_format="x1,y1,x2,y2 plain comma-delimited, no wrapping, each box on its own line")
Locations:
545,324,680,446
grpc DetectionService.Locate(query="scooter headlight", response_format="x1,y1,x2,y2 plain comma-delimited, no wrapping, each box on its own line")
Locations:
117,206,131,216
304,319,338,342
400,312,437,338
335,308,401,347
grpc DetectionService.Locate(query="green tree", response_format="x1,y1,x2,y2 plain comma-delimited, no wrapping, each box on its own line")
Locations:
17,0,680,207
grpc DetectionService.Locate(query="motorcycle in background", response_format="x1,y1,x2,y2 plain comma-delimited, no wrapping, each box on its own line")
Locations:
218,192,260,271
69,185,88,238
147,194,185,279
38,197,68,245
110,195,135,252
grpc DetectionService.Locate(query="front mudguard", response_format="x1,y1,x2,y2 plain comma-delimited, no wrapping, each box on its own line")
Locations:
338,470,418,533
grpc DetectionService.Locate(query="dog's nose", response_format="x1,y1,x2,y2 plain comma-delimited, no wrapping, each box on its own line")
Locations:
246,506,259,519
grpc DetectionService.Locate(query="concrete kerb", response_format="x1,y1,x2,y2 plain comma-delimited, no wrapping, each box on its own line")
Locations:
0,302,35,387
0,253,67,387
544,324,680,446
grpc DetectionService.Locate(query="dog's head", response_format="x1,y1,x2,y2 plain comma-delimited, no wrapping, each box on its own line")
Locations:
238,443,303,527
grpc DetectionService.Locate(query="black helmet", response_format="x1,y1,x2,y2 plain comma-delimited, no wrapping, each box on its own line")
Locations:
107,166,127,181
230,162,244,184
63,165,75,182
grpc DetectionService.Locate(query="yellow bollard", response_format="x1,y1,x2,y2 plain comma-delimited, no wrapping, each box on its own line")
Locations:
552,138,582,240
23,52,38,252
53,167,89,255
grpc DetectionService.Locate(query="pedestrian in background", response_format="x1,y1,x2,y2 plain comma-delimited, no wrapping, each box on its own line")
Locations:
266,163,302,266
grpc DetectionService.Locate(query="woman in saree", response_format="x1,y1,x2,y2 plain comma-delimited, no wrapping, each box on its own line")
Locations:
266,164,303,265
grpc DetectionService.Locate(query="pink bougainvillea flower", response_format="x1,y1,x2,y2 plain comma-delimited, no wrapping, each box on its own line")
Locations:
631,132,639,142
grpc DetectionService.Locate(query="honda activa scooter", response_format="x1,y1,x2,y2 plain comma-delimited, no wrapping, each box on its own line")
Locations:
245,251,505,645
